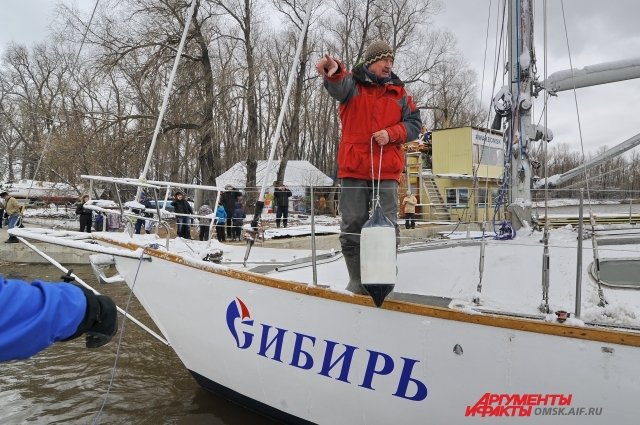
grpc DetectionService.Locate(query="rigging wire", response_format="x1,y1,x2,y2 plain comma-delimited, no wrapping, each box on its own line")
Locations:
559,0,607,306
137,0,199,198
244,0,315,265
472,0,497,304
26,0,101,200
540,0,551,314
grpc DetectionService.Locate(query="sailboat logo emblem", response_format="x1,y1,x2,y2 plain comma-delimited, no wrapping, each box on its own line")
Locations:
226,298,254,348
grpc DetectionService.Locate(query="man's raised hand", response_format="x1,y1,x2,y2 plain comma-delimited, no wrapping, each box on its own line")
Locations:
316,53,338,77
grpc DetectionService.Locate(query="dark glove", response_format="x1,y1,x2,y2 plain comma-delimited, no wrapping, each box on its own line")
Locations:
64,284,118,348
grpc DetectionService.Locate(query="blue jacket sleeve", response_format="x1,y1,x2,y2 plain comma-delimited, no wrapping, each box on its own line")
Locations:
0,276,86,362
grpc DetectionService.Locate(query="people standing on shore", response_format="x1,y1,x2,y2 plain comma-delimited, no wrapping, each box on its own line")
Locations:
232,202,246,241
198,202,213,241
171,191,193,239
0,192,21,243
75,195,93,233
214,204,227,242
0,274,118,362
315,40,422,294
273,183,292,228
221,185,241,240
132,192,153,235
134,192,153,234
0,197,4,230
402,190,418,229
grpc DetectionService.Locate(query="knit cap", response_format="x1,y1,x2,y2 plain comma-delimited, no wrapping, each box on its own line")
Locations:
363,40,394,66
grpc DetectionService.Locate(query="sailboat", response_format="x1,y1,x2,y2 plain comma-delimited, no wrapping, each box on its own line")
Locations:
9,0,640,423
0,179,86,202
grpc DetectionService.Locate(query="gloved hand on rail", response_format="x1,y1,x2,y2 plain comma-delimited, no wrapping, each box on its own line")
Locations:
64,284,119,349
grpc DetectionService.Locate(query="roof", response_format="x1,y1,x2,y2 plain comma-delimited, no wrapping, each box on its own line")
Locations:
215,160,333,189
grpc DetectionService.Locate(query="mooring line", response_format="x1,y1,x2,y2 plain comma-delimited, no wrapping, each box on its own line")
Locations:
91,245,150,424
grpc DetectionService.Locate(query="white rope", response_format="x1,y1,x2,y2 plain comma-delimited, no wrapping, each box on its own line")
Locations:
369,137,384,208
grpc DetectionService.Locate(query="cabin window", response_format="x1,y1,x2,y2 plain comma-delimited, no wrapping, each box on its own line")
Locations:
477,188,488,207
591,259,640,288
446,188,468,207
474,145,503,167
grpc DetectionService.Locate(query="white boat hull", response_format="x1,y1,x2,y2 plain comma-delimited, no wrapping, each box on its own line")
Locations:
113,252,640,424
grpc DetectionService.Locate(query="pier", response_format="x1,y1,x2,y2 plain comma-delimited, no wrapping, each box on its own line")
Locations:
0,227,92,264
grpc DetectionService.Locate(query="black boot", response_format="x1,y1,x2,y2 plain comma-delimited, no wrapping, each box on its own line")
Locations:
343,251,367,295
5,235,19,243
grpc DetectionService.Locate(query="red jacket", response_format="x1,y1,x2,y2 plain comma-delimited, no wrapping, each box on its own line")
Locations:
323,62,421,180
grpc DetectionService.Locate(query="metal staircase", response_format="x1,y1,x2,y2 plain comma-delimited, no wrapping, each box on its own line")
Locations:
420,175,451,221
404,151,451,222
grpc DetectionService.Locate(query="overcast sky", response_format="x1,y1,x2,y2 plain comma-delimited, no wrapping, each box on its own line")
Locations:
436,0,640,156
1,0,639,155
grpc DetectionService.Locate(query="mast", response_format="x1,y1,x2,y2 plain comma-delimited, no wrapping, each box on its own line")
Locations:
507,0,535,208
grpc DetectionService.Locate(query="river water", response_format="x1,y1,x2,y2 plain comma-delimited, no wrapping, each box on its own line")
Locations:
0,263,276,425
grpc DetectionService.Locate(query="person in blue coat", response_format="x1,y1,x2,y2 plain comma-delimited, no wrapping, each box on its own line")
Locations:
214,204,227,242
0,274,118,362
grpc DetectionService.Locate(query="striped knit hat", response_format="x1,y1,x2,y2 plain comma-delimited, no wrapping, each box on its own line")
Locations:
363,40,394,66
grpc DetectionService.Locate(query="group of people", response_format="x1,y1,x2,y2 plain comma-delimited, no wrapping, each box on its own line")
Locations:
212,185,245,242
165,189,248,242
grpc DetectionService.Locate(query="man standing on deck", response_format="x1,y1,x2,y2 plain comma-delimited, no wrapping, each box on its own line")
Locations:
1,192,21,243
315,41,422,294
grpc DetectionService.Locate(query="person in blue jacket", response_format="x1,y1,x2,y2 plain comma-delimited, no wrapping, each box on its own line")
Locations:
0,274,118,362
214,204,227,242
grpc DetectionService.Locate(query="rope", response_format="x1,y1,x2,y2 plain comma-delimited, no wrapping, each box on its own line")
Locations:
91,246,149,425
369,137,384,208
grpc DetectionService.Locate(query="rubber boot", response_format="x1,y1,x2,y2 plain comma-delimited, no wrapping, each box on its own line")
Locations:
343,252,367,295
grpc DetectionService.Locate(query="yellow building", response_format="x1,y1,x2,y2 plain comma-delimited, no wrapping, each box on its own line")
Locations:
403,126,505,224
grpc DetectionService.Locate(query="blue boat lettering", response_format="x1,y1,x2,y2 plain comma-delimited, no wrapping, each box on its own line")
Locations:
225,298,428,401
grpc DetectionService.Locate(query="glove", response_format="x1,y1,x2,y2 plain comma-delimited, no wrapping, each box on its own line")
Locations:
64,284,118,348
